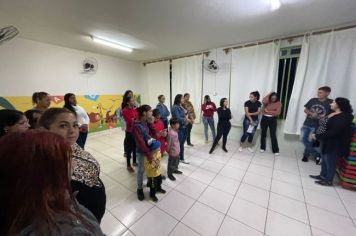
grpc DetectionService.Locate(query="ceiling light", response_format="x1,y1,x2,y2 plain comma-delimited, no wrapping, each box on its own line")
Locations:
91,36,133,53
271,0,281,10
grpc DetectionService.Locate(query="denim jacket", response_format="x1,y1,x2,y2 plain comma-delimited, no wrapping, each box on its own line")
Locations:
156,103,170,121
171,104,186,129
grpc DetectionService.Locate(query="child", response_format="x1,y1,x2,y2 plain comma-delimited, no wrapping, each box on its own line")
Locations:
166,118,182,181
144,139,166,202
152,109,167,155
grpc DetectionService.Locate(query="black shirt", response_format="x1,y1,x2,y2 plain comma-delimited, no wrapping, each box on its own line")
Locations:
303,98,333,128
244,100,262,120
217,107,231,127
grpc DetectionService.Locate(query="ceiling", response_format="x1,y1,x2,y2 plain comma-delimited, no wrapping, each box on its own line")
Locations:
1,0,356,62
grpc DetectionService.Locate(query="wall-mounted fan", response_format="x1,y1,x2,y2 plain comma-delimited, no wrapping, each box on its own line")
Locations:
203,59,220,73
0,26,19,46
83,57,98,74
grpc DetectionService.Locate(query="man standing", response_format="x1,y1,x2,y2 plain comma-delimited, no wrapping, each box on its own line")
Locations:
301,86,332,163
183,93,196,147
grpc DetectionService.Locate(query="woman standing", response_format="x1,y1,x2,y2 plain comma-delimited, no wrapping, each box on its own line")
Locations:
39,108,106,223
32,92,51,112
201,95,216,143
183,93,196,147
310,98,353,186
64,93,90,149
0,109,30,137
122,96,138,172
0,131,104,235
156,95,170,129
133,105,157,201
260,92,282,155
171,94,191,164
209,98,232,154
239,91,262,153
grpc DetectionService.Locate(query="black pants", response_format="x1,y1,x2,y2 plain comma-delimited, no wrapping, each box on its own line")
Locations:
147,175,163,197
124,131,136,166
71,179,106,223
260,116,279,153
186,123,193,145
212,123,231,149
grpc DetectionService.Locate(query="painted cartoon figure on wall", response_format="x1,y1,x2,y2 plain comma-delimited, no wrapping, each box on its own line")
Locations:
0,94,140,133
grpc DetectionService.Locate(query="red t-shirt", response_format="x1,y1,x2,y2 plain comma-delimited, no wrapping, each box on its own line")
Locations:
153,119,166,155
122,107,137,132
201,102,216,117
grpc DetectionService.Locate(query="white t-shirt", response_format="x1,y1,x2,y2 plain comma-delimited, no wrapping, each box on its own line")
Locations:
73,105,90,126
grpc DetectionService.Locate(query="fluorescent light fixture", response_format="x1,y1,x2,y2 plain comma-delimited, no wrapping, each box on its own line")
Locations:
91,36,133,52
271,0,281,10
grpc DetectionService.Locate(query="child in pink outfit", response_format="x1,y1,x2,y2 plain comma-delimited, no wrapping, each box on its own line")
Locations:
166,118,182,181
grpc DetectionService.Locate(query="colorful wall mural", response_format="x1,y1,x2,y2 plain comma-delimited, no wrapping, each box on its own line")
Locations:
0,94,141,133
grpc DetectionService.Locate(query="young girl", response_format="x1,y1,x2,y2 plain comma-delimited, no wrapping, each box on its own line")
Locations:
133,105,158,201
166,118,182,181
209,98,232,153
239,91,262,153
122,96,138,172
39,108,106,222
32,92,51,111
260,92,282,156
152,109,167,155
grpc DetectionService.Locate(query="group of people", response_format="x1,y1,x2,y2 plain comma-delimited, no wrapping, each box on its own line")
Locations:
0,92,105,234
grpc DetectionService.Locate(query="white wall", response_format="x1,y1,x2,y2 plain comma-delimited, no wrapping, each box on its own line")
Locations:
0,38,141,96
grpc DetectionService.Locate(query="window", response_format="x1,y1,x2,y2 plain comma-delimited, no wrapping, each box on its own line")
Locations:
277,46,301,119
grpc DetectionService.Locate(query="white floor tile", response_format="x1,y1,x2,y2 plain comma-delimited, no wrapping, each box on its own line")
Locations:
198,186,234,213
236,183,270,208
181,202,225,236
307,204,356,236
265,210,311,236
200,160,225,173
129,207,178,236
227,197,267,233
243,172,271,191
226,158,251,170
311,227,334,236
220,165,246,181
273,169,301,186
247,164,273,178
169,223,200,236
110,193,153,228
217,216,263,236
100,211,127,236
157,190,195,220
270,179,305,202
210,174,241,195
106,184,134,210
269,193,309,224
175,177,208,199
189,167,217,185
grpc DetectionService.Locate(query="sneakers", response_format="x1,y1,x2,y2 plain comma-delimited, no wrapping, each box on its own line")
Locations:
315,156,321,165
132,162,138,167
260,149,265,153
247,147,254,153
274,153,279,156
150,195,158,202
180,160,190,164
156,188,166,194
168,174,176,181
137,189,145,201
222,147,228,153
127,166,135,173
238,147,243,152
173,170,183,174
302,155,309,162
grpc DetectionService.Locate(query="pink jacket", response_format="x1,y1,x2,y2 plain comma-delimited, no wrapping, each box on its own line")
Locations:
166,129,180,157
262,94,282,117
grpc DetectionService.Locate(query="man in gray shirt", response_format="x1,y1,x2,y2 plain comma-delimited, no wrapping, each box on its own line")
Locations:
301,86,332,163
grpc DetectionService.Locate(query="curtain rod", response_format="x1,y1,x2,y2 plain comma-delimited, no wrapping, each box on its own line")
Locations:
143,22,356,66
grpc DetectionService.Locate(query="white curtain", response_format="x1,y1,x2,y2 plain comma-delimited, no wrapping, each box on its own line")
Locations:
142,61,170,108
284,28,356,134
230,42,280,126
172,54,203,123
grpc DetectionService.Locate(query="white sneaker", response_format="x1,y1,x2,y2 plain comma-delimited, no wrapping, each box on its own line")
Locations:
238,147,243,152
247,147,254,153
260,149,265,153
275,153,279,156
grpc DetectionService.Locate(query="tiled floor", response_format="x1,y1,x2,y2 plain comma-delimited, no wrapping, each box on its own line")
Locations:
85,129,356,236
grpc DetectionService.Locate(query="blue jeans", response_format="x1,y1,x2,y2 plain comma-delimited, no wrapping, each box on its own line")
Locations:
240,118,257,143
203,116,216,141
178,127,187,161
300,126,319,157
320,152,338,182
136,152,145,190
76,131,88,149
